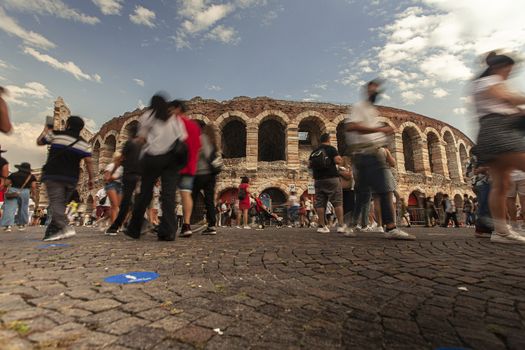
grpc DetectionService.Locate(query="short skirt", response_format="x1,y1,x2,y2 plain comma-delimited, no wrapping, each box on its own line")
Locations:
474,114,525,165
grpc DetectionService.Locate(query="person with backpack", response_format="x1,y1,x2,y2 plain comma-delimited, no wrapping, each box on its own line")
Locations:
346,79,415,240
192,124,222,235
37,116,94,241
309,133,349,234
125,94,187,241
237,176,251,229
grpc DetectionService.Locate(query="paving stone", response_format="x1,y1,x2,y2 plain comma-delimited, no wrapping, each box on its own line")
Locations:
78,298,122,312
99,317,149,335
174,325,216,347
149,316,189,333
28,322,87,346
116,327,167,349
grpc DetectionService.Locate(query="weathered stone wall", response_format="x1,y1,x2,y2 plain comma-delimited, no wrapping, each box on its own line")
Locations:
76,96,474,209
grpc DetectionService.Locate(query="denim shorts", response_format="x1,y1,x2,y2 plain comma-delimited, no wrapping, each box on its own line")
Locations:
178,175,194,192
105,181,122,194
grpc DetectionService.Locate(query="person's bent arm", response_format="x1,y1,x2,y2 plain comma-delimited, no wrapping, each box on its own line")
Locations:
488,84,525,106
0,96,13,134
36,127,51,146
0,163,8,188
346,122,393,135
385,148,396,167
334,155,343,165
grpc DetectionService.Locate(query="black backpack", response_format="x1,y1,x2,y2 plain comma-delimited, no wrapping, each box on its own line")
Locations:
238,188,247,200
309,147,332,170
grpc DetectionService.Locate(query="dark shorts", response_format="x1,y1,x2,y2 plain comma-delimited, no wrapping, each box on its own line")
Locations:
314,178,343,209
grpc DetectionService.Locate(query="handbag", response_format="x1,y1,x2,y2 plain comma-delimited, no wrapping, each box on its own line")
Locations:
5,175,32,200
170,139,188,171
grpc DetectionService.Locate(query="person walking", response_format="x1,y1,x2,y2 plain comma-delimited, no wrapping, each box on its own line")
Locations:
148,179,161,226
192,124,221,235
472,51,525,243
424,196,438,227
346,80,415,240
237,177,251,229
95,186,110,228
105,123,142,235
463,194,475,227
172,100,202,238
125,95,187,240
309,133,349,234
441,194,460,228
0,145,8,189
104,152,123,226
287,191,300,227
37,116,94,241
1,162,37,231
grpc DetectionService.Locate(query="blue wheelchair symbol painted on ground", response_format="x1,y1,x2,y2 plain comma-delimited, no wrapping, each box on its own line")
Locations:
104,272,159,284
38,243,70,249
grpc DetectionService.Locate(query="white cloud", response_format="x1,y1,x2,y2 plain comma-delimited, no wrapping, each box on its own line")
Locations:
205,25,239,44
129,5,156,27
401,91,424,105
3,0,99,24
381,93,392,101
180,2,234,34
0,122,48,169
420,54,472,82
23,47,102,82
206,84,222,91
3,82,51,106
453,107,467,115
133,78,145,87
433,88,449,98
92,0,123,15
0,7,55,49
314,83,328,91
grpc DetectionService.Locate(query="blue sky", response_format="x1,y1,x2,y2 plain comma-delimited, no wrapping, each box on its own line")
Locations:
0,0,524,167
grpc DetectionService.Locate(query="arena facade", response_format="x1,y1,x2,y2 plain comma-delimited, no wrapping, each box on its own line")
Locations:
50,96,474,220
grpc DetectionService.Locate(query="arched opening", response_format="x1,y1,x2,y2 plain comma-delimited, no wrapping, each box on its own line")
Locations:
336,122,348,155
218,187,238,205
190,192,206,224
261,187,288,208
408,190,425,208
101,135,117,172
221,119,247,159
258,118,286,162
454,194,463,212
444,131,460,181
194,120,206,128
123,120,139,142
427,132,443,175
92,140,101,175
298,117,325,149
402,128,418,173
459,143,468,180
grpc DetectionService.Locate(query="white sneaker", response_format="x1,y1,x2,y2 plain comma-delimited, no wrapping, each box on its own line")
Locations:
359,226,374,232
376,226,385,233
17,225,26,231
491,230,525,244
317,226,330,233
384,228,416,240
236,226,242,229
4,226,12,232
53,227,76,241
336,224,348,233
344,227,356,237
243,226,251,230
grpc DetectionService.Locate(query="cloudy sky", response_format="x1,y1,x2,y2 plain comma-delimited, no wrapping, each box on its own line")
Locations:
0,0,524,169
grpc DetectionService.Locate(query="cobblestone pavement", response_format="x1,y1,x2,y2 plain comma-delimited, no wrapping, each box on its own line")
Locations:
1,226,525,350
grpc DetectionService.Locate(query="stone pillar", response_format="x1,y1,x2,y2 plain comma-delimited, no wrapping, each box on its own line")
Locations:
246,123,258,171
287,125,299,170
417,137,432,176
445,142,461,181
433,141,449,178
392,133,405,174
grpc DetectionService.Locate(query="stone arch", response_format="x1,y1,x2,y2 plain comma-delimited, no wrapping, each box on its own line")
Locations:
217,187,238,204
400,124,424,173
260,187,289,207
221,117,247,159
258,114,287,162
216,111,250,129
408,190,426,208
119,117,140,145
458,141,469,181
188,114,212,126
297,115,327,149
101,132,118,172
426,130,445,176
443,130,461,181
254,110,290,125
92,138,102,175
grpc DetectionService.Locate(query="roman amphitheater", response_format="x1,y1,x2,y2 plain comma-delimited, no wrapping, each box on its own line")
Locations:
51,96,474,223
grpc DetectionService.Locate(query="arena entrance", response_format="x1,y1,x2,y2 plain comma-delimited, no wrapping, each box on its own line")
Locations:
258,119,286,162
222,120,247,159
261,188,288,216
407,190,426,225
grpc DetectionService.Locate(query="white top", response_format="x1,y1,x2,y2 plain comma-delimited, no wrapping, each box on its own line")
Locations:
472,75,520,116
288,195,300,207
96,188,110,207
138,110,188,156
511,170,525,182
105,163,123,183
345,100,388,150
176,203,183,216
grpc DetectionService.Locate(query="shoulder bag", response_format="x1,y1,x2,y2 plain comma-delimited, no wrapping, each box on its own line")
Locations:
5,175,32,200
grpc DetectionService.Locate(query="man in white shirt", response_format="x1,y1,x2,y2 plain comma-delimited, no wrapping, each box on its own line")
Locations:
346,80,415,240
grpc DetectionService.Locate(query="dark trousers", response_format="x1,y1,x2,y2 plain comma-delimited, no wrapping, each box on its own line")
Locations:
442,212,460,227
192,174,217,227
475,182,493,232
128,153,178,240
110,175,139,229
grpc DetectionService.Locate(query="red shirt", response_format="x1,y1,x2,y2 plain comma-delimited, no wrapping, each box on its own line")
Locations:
179,116,201,176
255,197,265,213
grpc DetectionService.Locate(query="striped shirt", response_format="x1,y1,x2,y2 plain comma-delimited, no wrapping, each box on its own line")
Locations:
41,130,92,184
